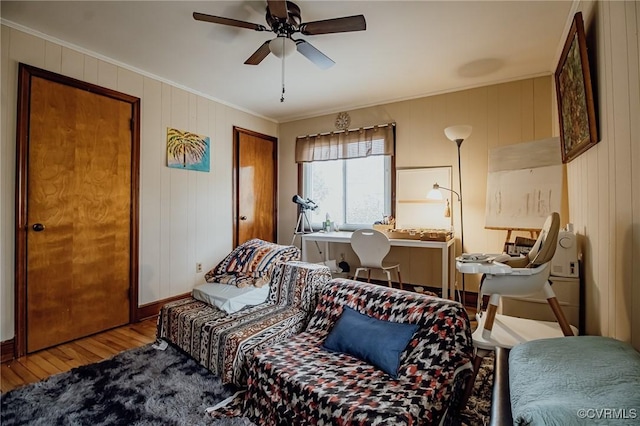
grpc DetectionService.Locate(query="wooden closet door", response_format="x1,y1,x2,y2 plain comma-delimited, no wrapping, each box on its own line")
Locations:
16,65,139,354
233,127,278,246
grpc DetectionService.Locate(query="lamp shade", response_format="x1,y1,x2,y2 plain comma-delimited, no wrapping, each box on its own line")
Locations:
444,125,473,142
426,183,444,200
269,36,296,58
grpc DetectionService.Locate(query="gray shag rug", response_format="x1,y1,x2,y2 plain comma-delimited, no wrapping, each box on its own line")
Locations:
1,343,493,426
0,344,255,426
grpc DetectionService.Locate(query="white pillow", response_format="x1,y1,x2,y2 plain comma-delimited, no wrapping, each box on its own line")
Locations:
192,282,270,314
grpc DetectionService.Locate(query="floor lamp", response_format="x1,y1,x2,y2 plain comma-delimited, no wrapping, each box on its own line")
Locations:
444,125,472,303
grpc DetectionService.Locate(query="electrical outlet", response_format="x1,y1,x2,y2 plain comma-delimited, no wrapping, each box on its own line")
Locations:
196,262,203,273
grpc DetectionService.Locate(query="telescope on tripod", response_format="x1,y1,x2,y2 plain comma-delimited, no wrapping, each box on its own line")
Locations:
291,195,318,245
292,195,318,211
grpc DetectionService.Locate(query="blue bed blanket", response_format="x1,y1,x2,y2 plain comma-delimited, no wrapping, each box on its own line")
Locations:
509,336,640,426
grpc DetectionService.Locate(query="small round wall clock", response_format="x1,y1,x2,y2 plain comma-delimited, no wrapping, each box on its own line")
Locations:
335,112,351,130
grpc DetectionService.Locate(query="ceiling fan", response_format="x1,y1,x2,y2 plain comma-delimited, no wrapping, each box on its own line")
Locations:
193,0,366,70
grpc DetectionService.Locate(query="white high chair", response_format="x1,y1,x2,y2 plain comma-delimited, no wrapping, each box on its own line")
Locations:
457,212,577,403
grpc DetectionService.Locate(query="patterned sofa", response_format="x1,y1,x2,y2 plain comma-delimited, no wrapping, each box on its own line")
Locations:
157,240,331,386
233,278,475,425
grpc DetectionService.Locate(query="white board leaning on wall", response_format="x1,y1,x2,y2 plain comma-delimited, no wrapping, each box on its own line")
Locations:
485,137,563,230
396,166,452,230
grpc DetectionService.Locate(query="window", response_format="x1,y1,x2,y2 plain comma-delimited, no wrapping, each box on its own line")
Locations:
295,122,396,231
302,155,392,230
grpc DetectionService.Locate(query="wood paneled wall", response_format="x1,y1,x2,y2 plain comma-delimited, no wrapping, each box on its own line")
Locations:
0,25,278,341
279,77,559,293
567,1,640,350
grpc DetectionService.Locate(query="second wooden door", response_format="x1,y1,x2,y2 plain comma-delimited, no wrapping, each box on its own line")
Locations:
233,127,278,246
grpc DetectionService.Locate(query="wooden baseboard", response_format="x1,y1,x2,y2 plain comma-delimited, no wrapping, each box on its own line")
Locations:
1,339,15,363
136,292,191,321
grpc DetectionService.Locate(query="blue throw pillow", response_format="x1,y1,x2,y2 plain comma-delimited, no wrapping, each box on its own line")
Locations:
322,306,419,379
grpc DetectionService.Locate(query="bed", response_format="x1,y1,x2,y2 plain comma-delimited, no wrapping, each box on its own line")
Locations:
491,336,640,425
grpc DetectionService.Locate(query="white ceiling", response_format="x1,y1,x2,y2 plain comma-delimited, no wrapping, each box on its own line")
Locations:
1,1,575,123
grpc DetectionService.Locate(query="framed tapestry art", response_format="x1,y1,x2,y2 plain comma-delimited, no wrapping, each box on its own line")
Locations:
554,12,597,163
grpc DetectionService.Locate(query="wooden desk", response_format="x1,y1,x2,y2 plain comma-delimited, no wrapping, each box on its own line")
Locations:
301,231,456,299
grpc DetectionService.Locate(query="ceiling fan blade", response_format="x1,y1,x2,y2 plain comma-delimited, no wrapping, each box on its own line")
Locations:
296,40,335,70
244,40,272,65
267,0,288,20
193,12,267,31
300,15,366,35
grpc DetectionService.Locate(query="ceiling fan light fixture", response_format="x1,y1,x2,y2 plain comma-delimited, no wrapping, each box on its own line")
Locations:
269,36,296,58
194,1,366,69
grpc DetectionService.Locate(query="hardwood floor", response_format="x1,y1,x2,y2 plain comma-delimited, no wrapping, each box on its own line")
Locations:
1,318,158,394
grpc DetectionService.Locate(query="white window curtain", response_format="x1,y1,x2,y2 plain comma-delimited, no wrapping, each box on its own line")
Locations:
295,123,395,163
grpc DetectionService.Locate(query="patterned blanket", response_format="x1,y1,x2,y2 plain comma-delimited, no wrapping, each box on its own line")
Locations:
240,279,474,425
157,261,331,386
205,238,301,288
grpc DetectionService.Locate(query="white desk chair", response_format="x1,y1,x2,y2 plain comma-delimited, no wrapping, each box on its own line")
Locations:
350,229,403,288
458,212,577,403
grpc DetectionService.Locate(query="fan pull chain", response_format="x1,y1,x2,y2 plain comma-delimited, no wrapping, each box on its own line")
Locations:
280,42,286,102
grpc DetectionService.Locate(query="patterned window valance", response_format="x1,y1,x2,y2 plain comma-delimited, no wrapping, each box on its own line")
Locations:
295,122,395,163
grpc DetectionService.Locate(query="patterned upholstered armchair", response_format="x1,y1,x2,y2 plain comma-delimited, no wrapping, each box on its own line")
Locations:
239,278,474,425
157,239,331,386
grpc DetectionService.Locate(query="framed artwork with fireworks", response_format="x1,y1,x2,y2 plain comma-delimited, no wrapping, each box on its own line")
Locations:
554,11,598,163
166,127,210,172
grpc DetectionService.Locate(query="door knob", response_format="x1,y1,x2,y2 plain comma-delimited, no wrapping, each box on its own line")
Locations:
240,216,248,221
32,223,45,232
